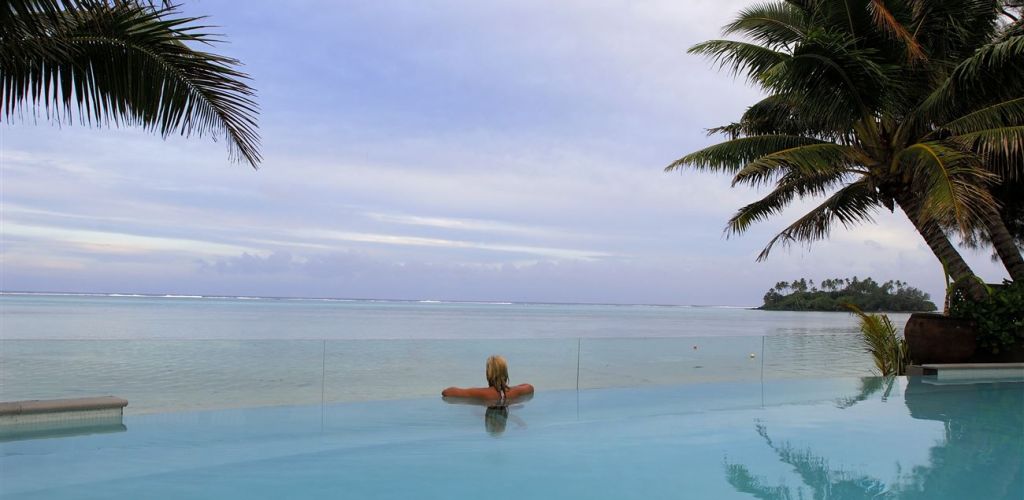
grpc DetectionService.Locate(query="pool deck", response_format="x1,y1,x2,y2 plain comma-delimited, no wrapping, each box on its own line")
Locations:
908,362,1024,383
0,396,128,430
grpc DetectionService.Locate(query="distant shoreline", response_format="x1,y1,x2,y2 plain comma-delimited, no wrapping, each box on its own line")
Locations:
754,307,933,314
0,290,759,309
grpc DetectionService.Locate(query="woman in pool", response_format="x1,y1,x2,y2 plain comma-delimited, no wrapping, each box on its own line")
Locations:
441,355,534,405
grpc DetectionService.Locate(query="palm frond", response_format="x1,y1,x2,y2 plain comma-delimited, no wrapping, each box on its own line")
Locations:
761,32,891,129
687,39,788,83
712,93,854,141
722,1,808,50
737,94,803,135
666,135,824,174
848,305,908,376
756,179,880,260
943,97,1024,134
706,122,745,140
897,142,999,234
949,125,1024,180
919,35,1024,123
731,143,866,188
866,0,927,62
726,168,851,235
1,1,261,167
953,33,1024,82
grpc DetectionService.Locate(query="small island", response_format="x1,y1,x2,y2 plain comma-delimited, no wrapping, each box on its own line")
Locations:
760,277,937,312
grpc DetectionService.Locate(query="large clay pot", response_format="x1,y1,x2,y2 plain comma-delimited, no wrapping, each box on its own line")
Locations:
904,313,977,364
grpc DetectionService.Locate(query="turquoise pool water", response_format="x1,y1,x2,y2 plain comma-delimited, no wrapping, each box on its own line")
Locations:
2,377,1021,499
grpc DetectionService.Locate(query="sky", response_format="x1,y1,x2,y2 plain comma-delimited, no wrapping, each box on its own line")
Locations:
0,0,1011,305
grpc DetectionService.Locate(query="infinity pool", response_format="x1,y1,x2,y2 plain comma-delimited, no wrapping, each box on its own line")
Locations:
2,377,1021,499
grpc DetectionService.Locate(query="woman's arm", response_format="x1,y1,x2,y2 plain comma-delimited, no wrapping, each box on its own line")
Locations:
441,386,494,398
442,384,533,400
505,383,534,399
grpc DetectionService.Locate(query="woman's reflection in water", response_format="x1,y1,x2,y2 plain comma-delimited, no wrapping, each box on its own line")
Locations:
484,406,509,436
444,393,531,437
483,400,528,436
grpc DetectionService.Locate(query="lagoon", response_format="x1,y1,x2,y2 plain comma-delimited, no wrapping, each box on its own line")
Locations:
0,293,913,413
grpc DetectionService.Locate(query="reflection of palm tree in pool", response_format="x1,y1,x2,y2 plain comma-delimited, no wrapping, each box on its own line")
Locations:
725,380,1024,500
834,377,894,409
726,424,889,499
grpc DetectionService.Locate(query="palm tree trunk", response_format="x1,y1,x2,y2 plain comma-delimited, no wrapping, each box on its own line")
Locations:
981,204,1024,281
893,191,988,302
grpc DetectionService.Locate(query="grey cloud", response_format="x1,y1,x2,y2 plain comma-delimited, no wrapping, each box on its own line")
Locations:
199,251,297,274
2,1,1010,305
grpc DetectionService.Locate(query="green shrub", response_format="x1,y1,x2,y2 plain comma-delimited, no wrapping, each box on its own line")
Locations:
950,280,1024,354
848,306,908,376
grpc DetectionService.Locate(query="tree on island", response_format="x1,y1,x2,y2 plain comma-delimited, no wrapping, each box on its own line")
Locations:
667,0,1024,300
761,277,937,312
1,0,260,167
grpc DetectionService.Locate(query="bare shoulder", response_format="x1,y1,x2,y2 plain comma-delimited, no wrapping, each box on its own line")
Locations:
507,383,534,399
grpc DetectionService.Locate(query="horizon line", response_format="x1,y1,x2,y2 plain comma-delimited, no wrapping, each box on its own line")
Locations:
0,290,758,309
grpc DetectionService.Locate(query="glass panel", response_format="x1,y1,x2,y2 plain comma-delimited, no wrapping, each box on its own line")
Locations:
578,336,766,389
762,333,875,380
0,340,324,414
323,338,579,402
1,334,892,414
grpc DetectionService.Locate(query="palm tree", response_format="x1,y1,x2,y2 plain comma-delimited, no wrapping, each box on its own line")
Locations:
1,0,260,167
963,178,1024,258
668,0,1023,300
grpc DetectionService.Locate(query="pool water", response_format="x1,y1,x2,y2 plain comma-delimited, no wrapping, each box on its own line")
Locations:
2,377,1022,499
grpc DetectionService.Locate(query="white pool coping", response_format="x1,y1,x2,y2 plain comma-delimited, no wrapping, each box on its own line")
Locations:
917,363,1024,382
0,396,128,426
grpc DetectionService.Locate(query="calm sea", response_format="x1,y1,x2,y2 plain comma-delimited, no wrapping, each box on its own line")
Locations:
0,293,912,413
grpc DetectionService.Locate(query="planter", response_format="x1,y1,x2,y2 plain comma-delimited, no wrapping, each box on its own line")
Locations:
904,313,977,364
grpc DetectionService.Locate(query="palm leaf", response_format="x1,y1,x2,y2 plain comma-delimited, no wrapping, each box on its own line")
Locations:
755,179,880,260
866,0,927,62
847,304,908,376
1,1,261,167
896,141,999,234
666,135,823,174
687,39,788,83
943,98,1024,134
731,143,866,188
949,125,1024,180
722,1,808,50
726,168,851,236
919,35,1024,123
769,34,890,123
713,93,855,141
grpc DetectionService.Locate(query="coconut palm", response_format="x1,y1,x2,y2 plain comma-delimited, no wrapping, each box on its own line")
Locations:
963,178,1024,257
1,0,260,167
668,0,1023,299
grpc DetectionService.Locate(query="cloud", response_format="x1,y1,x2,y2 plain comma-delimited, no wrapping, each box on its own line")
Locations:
283,228,613,260
199,251,297,274
2,222,260,257
1,0,1011,304
362,211,586,239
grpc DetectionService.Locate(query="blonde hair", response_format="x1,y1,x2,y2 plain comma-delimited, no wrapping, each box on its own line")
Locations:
486,355,509,392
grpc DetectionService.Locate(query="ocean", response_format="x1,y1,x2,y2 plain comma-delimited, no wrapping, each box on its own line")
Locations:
0,293,912,413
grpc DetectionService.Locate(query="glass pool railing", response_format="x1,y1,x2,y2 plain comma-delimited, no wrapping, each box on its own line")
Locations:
0,335,878,414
